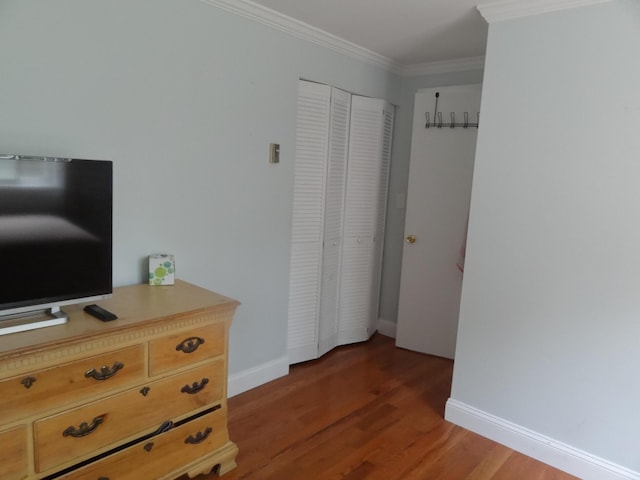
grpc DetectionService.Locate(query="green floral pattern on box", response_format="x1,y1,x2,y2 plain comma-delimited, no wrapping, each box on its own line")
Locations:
149,254,175,285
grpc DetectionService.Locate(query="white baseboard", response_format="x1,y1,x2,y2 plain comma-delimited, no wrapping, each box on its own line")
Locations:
227,355,289,398
377,317,397,338
445,399,640,480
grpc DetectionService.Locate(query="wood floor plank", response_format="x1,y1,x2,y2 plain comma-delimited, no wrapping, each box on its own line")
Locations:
180,334,578,480
465,444,514,479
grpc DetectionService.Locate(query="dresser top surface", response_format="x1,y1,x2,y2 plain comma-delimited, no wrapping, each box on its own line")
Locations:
0,280,239,358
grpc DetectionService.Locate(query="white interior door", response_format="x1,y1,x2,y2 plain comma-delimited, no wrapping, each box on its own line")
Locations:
395,84,481,359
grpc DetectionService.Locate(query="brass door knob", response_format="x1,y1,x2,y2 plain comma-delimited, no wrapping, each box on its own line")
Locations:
406,234,417,244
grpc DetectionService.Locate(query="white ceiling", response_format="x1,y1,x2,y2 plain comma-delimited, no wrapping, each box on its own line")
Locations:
245,0,489,67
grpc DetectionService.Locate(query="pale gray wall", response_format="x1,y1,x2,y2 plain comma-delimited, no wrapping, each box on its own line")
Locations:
451,0,640,472
0,0,402,375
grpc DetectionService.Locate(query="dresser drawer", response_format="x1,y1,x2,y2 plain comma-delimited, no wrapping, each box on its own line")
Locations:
58,406,228,480
0,345,144,421
34,360,224,472
149,322,225,376
0,424,28,480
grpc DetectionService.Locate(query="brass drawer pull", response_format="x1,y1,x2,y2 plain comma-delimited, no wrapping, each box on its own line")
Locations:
175,336,205,354
85,361,124,381
21,376,36,389
63,415,105,438
180,378,209,395
184,427,212,445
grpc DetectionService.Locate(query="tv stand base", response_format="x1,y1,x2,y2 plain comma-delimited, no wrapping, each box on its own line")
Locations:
0,307,67,336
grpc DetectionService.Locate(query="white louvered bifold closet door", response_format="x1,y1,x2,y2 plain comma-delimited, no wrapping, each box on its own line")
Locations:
287,81,331,364
339,96,395,345
370,104,395,335
288,81,352,364
318,87,351,357
288,82,394,362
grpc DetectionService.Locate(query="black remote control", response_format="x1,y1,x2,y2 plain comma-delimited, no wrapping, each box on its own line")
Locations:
83,304,118,321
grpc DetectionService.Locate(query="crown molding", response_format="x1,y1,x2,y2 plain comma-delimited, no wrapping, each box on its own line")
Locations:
401,56,485,77
199,0,484,77
200,0,403,74
477,0,615,23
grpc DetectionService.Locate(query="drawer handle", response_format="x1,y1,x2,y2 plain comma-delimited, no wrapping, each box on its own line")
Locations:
181,377,209,395
154,420,174,435
144,442,154,452
184,427,212,445
176,336,205,354
21,376,36,389
85,361,124,381
98,477,110,480
63,415,105,438
140,386,150,396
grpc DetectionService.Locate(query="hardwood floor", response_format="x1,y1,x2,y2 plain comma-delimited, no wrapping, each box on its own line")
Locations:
186,334,577,480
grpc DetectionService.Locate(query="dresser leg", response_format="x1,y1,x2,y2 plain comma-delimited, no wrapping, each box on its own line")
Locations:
186,441,239,478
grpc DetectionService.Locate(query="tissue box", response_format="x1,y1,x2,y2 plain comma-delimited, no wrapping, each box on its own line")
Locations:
149,254,175,285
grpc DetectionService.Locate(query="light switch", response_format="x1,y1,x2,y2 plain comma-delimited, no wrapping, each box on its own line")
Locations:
269,143,280,164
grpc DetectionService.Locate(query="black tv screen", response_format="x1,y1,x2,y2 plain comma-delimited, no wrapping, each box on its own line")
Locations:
0,155,112,320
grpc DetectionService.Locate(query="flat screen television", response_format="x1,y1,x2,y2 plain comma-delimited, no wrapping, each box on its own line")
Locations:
0,155,112,335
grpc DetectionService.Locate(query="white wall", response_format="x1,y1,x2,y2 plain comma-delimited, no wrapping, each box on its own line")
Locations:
449,0,640,476
0,0,401,380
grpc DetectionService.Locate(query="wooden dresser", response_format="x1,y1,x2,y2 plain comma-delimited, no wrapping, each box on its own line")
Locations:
0,280,239,480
